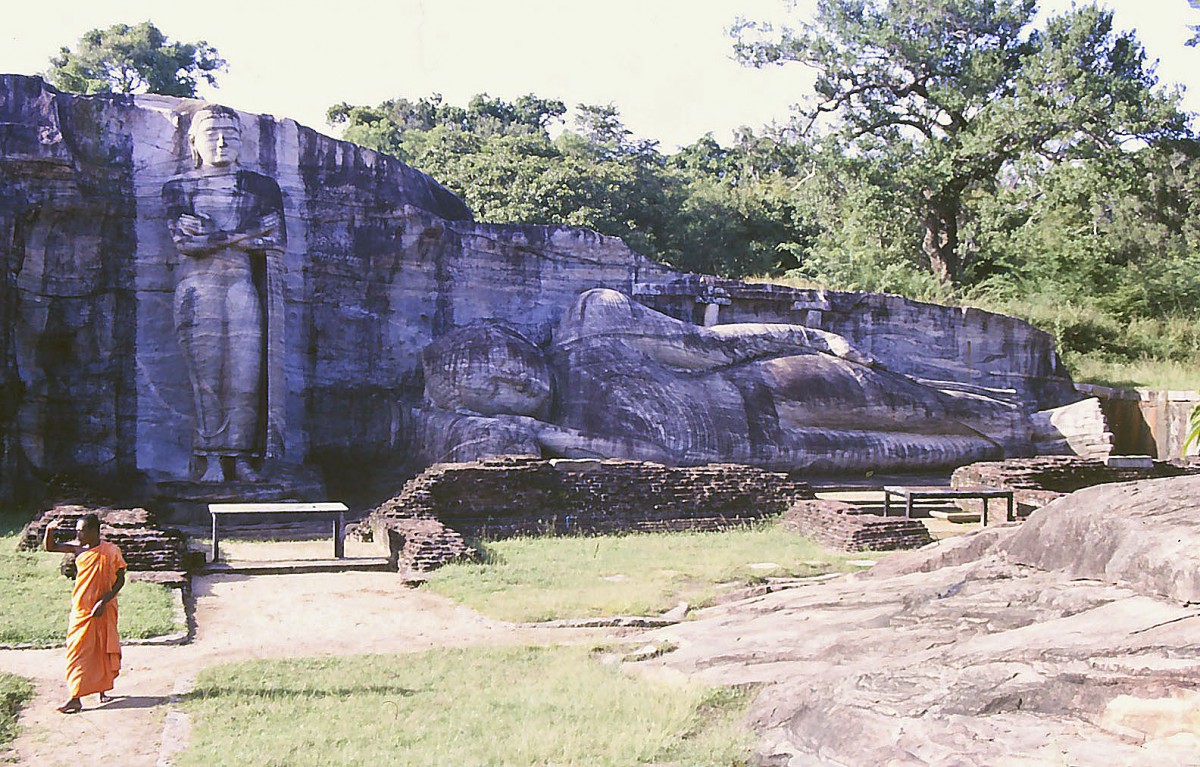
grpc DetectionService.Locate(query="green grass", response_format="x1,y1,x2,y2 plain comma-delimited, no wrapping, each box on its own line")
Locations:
0,673,34,749
0,535,180,647
1067,356,1200,392
425,524,879,623
179,646,754,767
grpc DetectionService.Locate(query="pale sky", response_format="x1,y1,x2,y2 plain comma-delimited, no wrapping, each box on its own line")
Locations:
2,0,1198,149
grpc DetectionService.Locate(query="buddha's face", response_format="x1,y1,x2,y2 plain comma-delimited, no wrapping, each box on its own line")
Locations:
191,114,241,167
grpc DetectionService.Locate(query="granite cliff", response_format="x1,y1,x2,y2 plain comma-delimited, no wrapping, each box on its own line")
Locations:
0,75,1085,507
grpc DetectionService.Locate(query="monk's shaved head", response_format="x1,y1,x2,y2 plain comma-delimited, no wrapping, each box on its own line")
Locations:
76,513,102,545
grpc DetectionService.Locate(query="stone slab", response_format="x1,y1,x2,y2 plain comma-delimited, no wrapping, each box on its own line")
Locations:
201,557,392,576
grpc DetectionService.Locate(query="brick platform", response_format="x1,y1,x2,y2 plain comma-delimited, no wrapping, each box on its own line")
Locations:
382,518,474,572
18,505,191,582
781,500,933,552
360,456,814,569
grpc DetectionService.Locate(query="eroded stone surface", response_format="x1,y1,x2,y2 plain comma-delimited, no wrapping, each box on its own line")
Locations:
422,322,552,419
414,291,1073,474
1002,475,1200,603
635,475,1200,766
165,104,285,483
546,289,1036,472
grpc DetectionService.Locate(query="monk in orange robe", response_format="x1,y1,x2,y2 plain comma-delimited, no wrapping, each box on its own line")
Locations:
43,514,126,714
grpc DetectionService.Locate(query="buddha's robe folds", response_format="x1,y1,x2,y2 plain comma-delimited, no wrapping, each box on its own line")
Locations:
65,542,125,698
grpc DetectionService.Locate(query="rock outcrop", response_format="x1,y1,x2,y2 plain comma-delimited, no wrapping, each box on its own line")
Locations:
0,74,1085,507
412,290,1082,473
1001,476,1200,603
545,289,1036,472
422,322,553,420
634,475,1200,765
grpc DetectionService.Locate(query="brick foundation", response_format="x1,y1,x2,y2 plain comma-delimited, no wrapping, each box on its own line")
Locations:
18,506,191,583
362,456,814,570
782,500,933,552
383,518,473,572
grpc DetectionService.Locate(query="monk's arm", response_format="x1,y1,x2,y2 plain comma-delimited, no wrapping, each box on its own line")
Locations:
90,569,125,618
42,520,82,555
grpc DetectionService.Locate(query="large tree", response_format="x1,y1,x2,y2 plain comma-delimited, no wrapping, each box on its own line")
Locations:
48,21,226,97
733,0,1190,285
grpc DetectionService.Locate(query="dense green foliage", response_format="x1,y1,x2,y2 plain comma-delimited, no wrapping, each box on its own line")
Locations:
48,21,225,97
733,0,1190,286
327,94,817,276
181,648,753,766
1185,401,1200,454
328,1,1198,386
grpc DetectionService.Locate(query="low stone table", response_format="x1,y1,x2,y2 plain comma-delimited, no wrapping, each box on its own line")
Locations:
883,485,1014,525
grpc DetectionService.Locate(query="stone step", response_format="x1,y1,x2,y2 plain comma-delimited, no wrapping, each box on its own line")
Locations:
928,509,982,524
200,557,393,576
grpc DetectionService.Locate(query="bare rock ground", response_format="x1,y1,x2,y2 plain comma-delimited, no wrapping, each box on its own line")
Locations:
635,475,1200,766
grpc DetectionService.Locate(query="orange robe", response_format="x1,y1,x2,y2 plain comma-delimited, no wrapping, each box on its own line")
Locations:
65,541,125,698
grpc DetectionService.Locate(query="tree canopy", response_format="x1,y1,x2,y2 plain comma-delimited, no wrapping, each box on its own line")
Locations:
732,0,1191,285
47,21,226,97
328,94,819,276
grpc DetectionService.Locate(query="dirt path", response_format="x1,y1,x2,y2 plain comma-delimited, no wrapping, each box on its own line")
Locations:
0,563,610,767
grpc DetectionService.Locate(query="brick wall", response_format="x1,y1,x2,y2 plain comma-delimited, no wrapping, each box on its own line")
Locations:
366,456,813,542
781,500,933,552
950,456,1198,517
18,505,190,579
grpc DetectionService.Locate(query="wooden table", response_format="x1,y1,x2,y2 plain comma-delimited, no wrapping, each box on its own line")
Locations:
208,502,349,562
882,485,1014,525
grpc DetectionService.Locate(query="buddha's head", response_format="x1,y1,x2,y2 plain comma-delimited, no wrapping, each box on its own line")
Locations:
188,104,242,169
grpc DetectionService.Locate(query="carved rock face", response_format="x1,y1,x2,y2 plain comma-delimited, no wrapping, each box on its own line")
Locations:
422,322,553,419
548,289,1023,471
0,76,1086,502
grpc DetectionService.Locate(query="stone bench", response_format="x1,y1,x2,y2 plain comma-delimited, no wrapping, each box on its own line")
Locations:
208,502,349,562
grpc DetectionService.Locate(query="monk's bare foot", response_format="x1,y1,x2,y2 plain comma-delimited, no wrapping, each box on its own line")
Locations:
99,692,113,704
56,698,82,714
